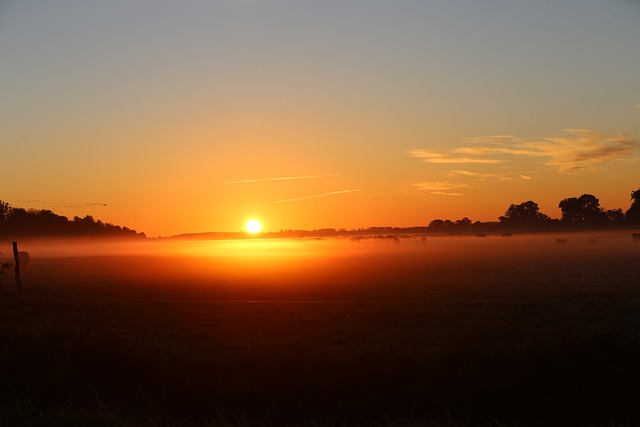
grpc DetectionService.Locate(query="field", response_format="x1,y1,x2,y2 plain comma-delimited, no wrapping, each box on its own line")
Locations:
1,232,640,426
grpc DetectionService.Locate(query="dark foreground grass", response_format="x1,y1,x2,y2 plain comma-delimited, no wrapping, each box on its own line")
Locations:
2,236,640,426
2,312,639,427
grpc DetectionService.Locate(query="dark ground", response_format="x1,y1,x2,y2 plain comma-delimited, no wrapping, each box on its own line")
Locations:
1,234,640,426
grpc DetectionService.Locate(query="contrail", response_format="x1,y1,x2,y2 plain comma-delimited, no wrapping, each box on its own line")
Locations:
260,189,363,204
225,174,340,184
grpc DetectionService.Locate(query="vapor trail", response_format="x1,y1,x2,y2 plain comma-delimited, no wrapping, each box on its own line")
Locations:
226,174,340,184
260,189,363,204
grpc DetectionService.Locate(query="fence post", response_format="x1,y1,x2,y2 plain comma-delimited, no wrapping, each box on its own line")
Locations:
12,241,21,290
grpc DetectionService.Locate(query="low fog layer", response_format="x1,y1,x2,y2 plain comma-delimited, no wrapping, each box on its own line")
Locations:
3,231,639,303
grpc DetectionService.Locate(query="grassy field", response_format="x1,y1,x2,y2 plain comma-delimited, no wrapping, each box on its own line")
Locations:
1,232,639,426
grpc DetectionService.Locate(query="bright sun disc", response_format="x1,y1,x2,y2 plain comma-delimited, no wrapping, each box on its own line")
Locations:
245,219,262,233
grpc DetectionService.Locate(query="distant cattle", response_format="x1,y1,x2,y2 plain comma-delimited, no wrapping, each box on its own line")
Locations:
502,233,512,237
632,233,640,242
476,233,486,238
556,238,568,244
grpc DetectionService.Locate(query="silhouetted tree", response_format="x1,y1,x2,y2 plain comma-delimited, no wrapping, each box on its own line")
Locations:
558,194,606,225
427,219,445,232
455,217,472,232
427,219,458,233
0,199,145,239
625,188,640,224
606,208,625,224
0,200,10,221
500,200,550,228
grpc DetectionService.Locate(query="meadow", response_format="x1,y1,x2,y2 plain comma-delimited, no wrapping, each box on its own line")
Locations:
1,232,640,426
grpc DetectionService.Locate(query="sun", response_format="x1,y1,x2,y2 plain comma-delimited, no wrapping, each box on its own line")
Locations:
245,219,262,234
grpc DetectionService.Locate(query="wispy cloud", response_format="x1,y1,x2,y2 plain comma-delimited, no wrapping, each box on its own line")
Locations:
410,129,639,174
226,174,340,184
413,182,472,196
430,191,464,196
406,149,502,164
634,105,640,112
447,170,499,180
412,182,472,191
259,189,362,204
447,169,518,181
468,129,638,173
519,174,532,180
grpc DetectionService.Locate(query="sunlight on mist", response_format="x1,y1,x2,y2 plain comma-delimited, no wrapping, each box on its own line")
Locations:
11,231,639,261
3,230,638,304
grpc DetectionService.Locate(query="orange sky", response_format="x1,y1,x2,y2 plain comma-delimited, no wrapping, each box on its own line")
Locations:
1,1,639,236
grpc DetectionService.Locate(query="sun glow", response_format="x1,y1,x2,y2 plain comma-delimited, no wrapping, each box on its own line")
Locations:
245,219,262,234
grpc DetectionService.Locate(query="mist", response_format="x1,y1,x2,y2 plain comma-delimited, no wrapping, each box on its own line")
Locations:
5,230,638,303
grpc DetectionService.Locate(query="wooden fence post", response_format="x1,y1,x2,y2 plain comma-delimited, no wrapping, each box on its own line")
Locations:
12,241,21,290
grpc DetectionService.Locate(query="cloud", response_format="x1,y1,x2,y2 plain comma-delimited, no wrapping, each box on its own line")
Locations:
411,129,639,174
462,135,523,145
412,181,472,191
259,189,362,204
519,175,532,180
226,174,340,184
634,105,640,112
447,169,521,181
413,182,472,196
447,170,500,180
518,129,638,173
406,149,502,164
430,191,464,196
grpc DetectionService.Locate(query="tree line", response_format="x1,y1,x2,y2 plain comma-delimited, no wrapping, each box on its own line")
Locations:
237,188,640,238
0,200,146,240
1,188,638,240
428,188,640,233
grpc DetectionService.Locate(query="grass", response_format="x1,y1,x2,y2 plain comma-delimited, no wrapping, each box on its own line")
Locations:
1,234,640,426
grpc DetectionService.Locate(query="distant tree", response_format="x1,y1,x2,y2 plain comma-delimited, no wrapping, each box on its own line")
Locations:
500,200,550,228
0,201,145,239
558,197,581,222
427,219,459,233
455,217,472,232
625,188,640,224
579,194,606,223
606,208,625,224
427,219,446,232
558,194,606,225
0,200,11,221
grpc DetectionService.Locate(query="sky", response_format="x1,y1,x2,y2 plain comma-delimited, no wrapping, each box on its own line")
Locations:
1,0,639,237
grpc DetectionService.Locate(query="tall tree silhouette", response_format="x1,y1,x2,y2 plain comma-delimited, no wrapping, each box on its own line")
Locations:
500,200,550,228
625,188,640,224
558,194,606,225
606,208,625,224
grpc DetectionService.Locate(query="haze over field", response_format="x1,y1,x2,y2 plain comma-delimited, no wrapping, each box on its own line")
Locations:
2,232,640,425
6,230,639,290
1,1,639,236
